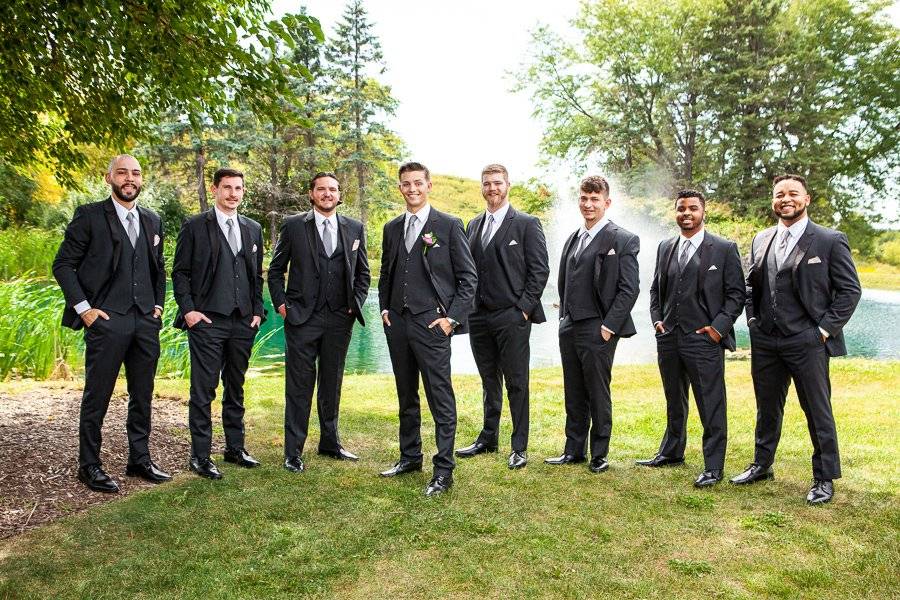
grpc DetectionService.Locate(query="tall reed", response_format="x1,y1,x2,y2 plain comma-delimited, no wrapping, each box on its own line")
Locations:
0,228,61,280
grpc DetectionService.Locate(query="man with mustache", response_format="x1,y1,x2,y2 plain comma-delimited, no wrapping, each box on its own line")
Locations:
734,174,861,504
378,161,478,496
268,172,370,473
455,164,549,470
638,189,745,487
546,175,639,474
172,168,265,480
53,154,171,492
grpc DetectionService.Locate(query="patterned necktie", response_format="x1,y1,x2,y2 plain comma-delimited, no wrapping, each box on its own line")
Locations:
481,214,495,248
126,212,138,248
322,219,334,257
226,218,239,256
573,231,591,262
405,214,418,252
678,239,691,270
776,229,791,269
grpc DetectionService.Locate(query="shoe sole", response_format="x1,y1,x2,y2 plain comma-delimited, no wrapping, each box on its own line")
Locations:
694,479,722,488
318,452,359,462
589,465,609,473
189,467,223,480
223,456,260,468
380,465,423,477
729,473,775,485
508,462,527,470
635,461,685,468
455,448,498,458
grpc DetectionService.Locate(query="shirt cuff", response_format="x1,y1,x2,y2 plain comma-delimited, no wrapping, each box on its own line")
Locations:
381,309,389,316
819,327,829,339
154,305,163,312
74,300,91,315
601,325,615,335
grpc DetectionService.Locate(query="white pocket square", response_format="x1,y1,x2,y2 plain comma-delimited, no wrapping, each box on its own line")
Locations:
153,234,160,247
708,264,717,271
352,239,360,251
252,244,257,253
607,248,616,255
807,256,821,264
434,243,441,248
509,239,518,246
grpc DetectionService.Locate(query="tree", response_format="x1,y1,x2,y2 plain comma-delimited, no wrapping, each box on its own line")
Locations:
326,0,400,227
0,1,322,185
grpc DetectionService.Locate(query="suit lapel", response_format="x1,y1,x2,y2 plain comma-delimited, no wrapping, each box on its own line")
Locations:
698,235,714,289
558,230,578,301
468,213,484,248
304,211,319,273
137,207,156,268
788,224,815,276
337,215,354,288
591,222,617,261
755,228,777,273
489,206,516,251
420,210,448,315
238,215,255,276
205,209,220,276
659,237,678,302
103,199,123,271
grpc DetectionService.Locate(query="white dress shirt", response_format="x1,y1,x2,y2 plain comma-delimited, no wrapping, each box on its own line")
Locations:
775,215,808,261
214,205,242,252
404,203,431,242
677,229,705,265
313,209,338,253
481,202,510,246
573,217,614,334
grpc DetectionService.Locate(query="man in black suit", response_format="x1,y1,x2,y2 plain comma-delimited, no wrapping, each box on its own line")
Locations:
455,164,549,470
733,174,861,504
172,168,265,480
638,189,745,487
268,172,370,474
546,176,639,474
378,161,478,496
53,154,171,492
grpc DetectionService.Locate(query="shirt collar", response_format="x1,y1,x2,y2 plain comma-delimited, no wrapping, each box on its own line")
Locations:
777,216,809,238
313,209,337,229
485,202,510,224
112,198,138,223
214,205,239,228
579,216,609,238
680,229,705,248
406,203,430,226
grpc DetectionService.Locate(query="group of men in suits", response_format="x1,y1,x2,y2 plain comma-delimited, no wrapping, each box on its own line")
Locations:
54,155,860,504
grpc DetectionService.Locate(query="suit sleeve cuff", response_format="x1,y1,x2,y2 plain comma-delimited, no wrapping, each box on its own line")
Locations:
710,325,722,338
74,300,91,315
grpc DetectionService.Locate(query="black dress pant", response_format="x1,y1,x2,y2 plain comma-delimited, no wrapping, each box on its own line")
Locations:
749,325,840,480
80,307,161,468
559,316,619,459
186,310,257,459
468,307,532,452
283,307,355,458
655,328,727,470
384,308,457,476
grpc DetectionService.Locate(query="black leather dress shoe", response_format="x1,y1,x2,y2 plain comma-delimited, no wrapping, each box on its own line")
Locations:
694,469,723,488
125,460,172,483
807,479,834,505
78,465,119,493
189,456,223,480
424,474,453,497
635,454,685,468
284,456,305,473
508,451,527,470
455,441,498,458
544,453,586,465
224,447,261,468
589,457,610,473
729,463,774,485
318,447,359,461
379,460,423,477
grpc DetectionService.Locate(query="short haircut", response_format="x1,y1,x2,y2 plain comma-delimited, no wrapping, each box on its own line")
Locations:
481,163,509,182
773,173,808,193
107,154,139,174
675,189,706,207
580,175,610,195
213,167,244,187
399,161,430,181
309,171,340,191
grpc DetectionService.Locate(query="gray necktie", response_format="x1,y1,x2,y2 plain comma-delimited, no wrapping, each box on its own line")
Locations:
775,230,791,269
322,219,334,257
573,231,590,262
678,239,691,270
405,214,418,252
126,212,138,248
481,214,495,248
226,218,239,256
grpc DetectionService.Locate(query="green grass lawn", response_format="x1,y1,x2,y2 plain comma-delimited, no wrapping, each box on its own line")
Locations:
1,359,898,599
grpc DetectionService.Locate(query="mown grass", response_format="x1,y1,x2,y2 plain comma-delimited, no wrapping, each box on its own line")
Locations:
0,359,897,599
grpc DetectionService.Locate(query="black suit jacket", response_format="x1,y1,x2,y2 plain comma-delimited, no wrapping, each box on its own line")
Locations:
557,221,640,337
268,211,370,327
53,198,166,330
378,206,478,334
466,206,550,323
649,231,746,351
745,220,861,357
171,209,265,329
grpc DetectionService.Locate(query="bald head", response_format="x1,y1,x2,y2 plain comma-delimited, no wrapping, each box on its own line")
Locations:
105,154,143,204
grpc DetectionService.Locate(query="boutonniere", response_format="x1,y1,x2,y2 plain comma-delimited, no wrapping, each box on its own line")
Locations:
421,231,438,254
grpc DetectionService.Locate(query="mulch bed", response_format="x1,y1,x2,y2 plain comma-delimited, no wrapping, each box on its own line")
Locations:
0,385,196,539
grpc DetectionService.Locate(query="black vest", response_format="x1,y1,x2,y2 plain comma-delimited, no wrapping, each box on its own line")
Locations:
563,236,603,322
100,219,154,315
390,237,439,315
759,239,814,335
203,227,252,317
472,224,515,311
662,246,707,333
314,229,348,312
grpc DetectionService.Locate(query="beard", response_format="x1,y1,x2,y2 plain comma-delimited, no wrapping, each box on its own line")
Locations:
111,181,141,203
778,204,807,220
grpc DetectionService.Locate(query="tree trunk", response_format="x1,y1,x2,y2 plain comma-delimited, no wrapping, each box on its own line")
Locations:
195,145,208,212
